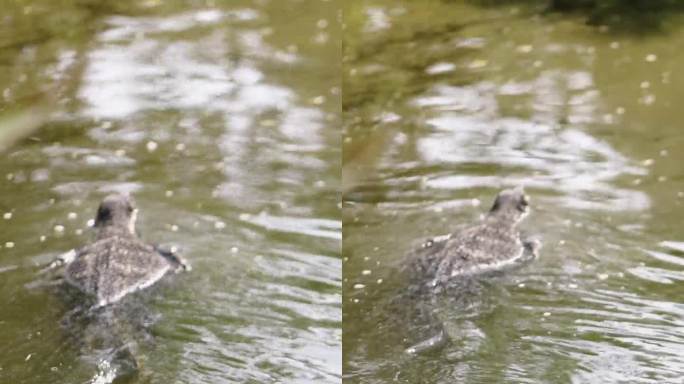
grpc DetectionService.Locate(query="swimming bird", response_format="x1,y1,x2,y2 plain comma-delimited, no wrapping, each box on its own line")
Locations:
51,193,189,307
408,186,540,289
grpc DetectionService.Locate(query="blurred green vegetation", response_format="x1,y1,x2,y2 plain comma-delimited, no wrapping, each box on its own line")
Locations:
467,0,684,30
548,0,684,29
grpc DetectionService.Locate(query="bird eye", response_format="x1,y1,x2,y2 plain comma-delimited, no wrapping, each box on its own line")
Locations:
96,206,112,224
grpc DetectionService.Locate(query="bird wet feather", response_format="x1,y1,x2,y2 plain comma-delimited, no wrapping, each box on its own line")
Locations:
58,193,188,307
406,187,540,290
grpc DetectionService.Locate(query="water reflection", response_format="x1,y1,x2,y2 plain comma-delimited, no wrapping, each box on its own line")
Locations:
0,1,340,383
343,1,684,383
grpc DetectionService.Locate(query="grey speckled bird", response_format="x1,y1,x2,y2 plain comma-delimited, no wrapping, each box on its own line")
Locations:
408,186,540,289
55,194,189,307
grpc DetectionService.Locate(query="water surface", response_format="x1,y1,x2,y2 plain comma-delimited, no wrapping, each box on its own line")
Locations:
342,1,684,383
0,1,341,382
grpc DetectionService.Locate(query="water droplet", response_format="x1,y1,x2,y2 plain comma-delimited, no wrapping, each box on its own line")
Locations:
640,94,656,105
602,114,614,124
214,221,226,229
353,283,365,289
425,62,456,75
260,119,276,127
146,141,158,152
54,225,65,233
67,212,77,220
645,54,657,62
3,212,11,220
516,45,533,53
5,241,14,248
361,270,371,275
468,59,488,69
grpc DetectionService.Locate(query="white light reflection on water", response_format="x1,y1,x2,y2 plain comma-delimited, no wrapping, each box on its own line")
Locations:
5,3,343,384
412,72,649,212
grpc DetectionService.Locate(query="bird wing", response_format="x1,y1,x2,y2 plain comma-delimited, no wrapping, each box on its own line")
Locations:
434,223,523,281
65,237,171,306
153,245,191,272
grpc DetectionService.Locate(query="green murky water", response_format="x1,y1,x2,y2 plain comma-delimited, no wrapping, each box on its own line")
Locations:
3,0,684,382
0,0,340,383
343,1,684,383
